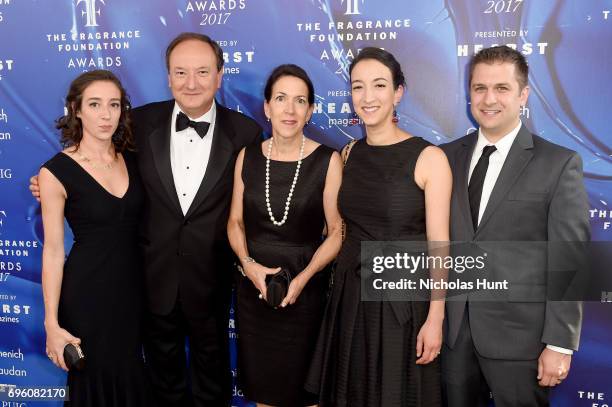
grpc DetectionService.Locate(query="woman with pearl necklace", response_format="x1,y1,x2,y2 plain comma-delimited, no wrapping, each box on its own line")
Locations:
228,64,343,407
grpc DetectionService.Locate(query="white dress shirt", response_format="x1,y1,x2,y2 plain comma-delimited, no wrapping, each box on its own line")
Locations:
468,121,573,356
468,121,521,226
170,101,216,215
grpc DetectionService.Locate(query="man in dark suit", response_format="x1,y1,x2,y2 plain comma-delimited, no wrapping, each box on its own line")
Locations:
441,46,590,406
131,33,261,406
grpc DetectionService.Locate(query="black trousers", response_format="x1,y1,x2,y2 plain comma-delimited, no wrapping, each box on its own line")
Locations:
441,311,549,407
143,297,231,407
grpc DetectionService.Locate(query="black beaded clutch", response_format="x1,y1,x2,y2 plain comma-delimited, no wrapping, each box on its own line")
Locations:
63,343,86,371
265,268,292,308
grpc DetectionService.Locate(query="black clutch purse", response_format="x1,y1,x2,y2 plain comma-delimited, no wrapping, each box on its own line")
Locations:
63,343,86,371
265,268,292,308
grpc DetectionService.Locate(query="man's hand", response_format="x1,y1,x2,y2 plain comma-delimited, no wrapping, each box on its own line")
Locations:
537,347,571,387
29,175,41,201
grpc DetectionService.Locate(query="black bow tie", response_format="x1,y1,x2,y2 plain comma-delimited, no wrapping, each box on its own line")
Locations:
175,111,210,139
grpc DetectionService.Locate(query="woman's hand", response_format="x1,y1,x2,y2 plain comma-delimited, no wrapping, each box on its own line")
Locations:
45,324,80,371
415,316,443,365
243,262,281,300
280,273,308,307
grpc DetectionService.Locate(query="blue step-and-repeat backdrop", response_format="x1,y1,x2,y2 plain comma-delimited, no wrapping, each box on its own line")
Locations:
0,0,611,406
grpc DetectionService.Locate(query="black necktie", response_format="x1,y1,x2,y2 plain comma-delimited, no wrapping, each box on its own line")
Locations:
175,111,210,139
468,145,497,230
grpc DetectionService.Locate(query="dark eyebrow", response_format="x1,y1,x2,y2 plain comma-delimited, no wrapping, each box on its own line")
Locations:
351,77,388,84
472,82,511,87
85,97,121,102
273,92,307,99
173,66,210,70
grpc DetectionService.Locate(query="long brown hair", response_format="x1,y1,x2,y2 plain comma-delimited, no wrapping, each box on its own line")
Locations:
56,70,134,153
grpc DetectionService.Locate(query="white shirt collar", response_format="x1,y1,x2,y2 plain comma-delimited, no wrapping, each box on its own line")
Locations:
172,100,216,125
475,120,522,159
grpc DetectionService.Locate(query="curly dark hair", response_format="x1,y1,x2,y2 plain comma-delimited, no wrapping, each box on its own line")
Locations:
56,70,134,153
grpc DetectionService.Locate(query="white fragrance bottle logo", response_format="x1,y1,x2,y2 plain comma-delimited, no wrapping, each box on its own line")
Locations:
342,0,363,15
77,0,106,27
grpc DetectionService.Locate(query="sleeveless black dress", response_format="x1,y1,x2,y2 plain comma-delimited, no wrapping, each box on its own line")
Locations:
305,138,442,407
42,151,150,407
236,142,334,406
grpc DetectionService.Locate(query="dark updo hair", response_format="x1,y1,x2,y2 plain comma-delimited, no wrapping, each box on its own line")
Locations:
349,47,406,90
56,69,134,153
469,45,529,90
264,64,315,105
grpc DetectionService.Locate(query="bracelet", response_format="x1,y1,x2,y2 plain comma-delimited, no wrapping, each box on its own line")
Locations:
241,256,256,264
237,256,256,277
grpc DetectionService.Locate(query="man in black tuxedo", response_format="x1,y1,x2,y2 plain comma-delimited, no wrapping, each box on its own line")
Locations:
441,46,589,406
131,33,261,406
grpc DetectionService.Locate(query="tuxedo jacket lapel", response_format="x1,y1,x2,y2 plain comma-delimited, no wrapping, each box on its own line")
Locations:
184,105,234,219
149,116,183,215
475,125,534,236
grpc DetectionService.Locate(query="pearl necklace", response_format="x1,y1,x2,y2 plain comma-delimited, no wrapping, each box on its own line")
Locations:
265,135,305,226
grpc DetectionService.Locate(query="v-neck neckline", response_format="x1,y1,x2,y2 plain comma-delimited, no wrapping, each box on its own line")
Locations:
60,152,130,200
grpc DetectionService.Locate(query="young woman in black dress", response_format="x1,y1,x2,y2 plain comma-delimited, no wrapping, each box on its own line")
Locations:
228,64,343,407
40,70,149,406
306,48,452,407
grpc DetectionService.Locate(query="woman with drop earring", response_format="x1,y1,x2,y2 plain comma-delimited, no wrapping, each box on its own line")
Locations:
227,64,343,406
306,47,452,407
